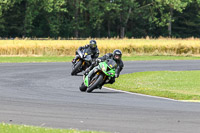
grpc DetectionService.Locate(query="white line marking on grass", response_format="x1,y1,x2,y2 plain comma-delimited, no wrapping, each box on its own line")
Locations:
103,87,200,103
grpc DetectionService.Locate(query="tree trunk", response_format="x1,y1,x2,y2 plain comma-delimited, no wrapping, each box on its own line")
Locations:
23,0,28,37
97,29,101,38
75,30,79,38
120,27,125,38
168,7,173,37
108,20,111,38
119,14,123,38
119,5,132,38
74,0,79,38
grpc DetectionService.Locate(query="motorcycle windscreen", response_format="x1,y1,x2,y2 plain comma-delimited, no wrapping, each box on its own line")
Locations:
106,59,117,69
78,49,84,58
84,48,92,55
84,55,92,61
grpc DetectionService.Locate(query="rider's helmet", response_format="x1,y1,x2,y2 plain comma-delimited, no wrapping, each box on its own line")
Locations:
113,49,122,61
89,40,97,49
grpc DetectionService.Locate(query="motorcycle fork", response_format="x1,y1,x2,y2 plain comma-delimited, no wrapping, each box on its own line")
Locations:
82,61,85,65
103,75,106,80
74,58,80,66
89,74,99,86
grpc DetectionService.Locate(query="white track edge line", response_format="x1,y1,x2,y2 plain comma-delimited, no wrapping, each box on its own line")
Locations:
103,87,199,103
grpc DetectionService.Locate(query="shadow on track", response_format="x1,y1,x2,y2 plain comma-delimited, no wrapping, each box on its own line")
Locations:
91,91,123,94
71,74,83,76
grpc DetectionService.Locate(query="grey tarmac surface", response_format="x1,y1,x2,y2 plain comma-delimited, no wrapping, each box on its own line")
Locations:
0,60,200,133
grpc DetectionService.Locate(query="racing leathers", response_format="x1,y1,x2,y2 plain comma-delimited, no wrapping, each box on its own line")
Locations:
72,44,99,64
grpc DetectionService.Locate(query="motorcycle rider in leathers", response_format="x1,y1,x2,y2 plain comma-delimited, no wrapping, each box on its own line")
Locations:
85,49,124,86
72,40,99,65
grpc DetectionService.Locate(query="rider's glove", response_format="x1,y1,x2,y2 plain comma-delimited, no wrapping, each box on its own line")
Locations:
96,58,102,63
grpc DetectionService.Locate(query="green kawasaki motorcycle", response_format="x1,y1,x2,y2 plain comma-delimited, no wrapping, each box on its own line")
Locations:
79,59,117,93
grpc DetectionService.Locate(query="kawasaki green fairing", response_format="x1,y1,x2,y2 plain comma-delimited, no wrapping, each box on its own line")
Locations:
84,76,89,87
99,59,117,77
84,59,117,87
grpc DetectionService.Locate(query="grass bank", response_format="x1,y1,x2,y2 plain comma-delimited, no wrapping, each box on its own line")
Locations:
105,71,200,100
0,123,106,133
0,55,200,63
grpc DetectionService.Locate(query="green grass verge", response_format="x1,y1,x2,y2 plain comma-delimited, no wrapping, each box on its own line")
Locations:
105,71,200,100
0,55,200,63
0,123,106,133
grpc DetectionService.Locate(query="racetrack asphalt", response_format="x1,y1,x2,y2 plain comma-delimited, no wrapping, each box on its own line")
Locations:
0,60,200,133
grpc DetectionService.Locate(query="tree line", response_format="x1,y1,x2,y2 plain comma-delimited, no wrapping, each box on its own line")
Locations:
0,0,200,38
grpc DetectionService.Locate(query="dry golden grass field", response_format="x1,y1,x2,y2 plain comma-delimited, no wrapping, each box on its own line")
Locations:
0,38,200,56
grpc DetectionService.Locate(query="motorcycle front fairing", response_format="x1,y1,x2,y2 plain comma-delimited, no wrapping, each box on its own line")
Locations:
77,49,84,59
99,59,117,77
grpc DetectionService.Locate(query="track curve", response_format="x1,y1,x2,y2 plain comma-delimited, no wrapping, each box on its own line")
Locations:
0,60,200,133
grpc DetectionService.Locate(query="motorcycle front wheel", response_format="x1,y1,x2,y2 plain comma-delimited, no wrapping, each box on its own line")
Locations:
71,60,82,75
87,74,104,93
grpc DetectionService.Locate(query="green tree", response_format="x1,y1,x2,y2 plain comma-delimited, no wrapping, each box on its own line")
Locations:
88,0,102,37
103,0,121,37
172,0,200,37
0,2,6,36
113,0,139,38
149,0,192,36
67,0,87,38
43,0,67,37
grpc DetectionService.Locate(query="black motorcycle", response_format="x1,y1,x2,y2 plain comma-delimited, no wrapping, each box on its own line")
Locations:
71,49,92,75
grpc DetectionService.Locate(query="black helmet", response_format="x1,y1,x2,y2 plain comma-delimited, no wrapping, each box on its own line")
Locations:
113,49,122,61
89,40,97,49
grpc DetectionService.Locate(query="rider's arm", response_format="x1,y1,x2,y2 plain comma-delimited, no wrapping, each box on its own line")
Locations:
78,46,83,51
115,61,124,78
119,60,124,72
115,67,120,78
93,49,100,59
98,53,112,61
78,45,89,51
